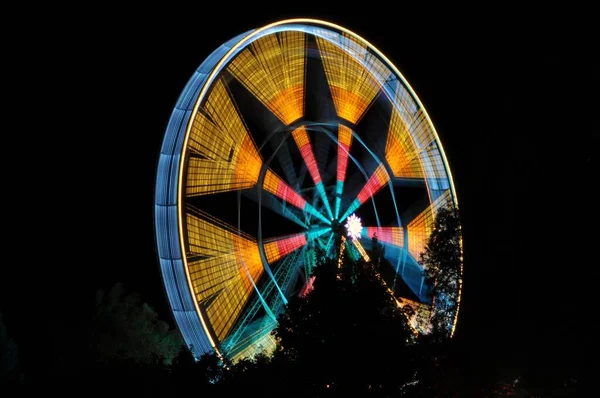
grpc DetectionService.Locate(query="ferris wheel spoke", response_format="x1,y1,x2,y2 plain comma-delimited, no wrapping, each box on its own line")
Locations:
385,82,429,180
263,232,308,265
222,248,304,357
184,207,267,342
362,226,404,247
185,79,263,197
316,32,391,125
335,125,353,218
385,82,451,198
340,163,391,221
263,169,330,225
291,126,334,220
227,30,306,125
262,228,329,266
265,195,308,228
270,139,301,192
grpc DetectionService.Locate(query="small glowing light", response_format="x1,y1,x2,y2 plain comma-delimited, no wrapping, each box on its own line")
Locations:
345,213,362,240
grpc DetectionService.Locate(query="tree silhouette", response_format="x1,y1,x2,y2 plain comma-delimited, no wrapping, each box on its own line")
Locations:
421,206,462,339
90,283,182,366
0,309,19,384
265,251,418,396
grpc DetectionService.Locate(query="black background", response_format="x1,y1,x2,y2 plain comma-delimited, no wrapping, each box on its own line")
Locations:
4,6,597,378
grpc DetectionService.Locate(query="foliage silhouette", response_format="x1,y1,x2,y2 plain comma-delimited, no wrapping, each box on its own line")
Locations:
90,283,183,366
0,309,19,384
421,206,462,339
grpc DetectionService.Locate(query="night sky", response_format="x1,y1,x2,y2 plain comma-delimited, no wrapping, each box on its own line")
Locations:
4,8,597,377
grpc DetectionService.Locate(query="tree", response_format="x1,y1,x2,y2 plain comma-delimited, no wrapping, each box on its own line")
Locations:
421,205,462,339
268,252,418,396
161,216,472,396
0,309,19,384
187,222,499,396
90,283,182,366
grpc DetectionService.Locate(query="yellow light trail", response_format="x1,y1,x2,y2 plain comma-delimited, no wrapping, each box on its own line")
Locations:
316,33,390,124
228,31,305,125
186,210,264,341
385,83,425,179
407,190,452,262
351,238,370,262
337,124,353,183
186,79,262,196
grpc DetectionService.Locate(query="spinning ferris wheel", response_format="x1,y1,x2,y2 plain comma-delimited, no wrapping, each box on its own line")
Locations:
155,19,462,362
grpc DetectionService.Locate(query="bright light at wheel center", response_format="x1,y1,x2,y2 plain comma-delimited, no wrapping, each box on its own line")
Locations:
345,213,362,240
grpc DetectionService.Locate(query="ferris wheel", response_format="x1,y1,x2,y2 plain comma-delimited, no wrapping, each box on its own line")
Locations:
155,19,462,361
